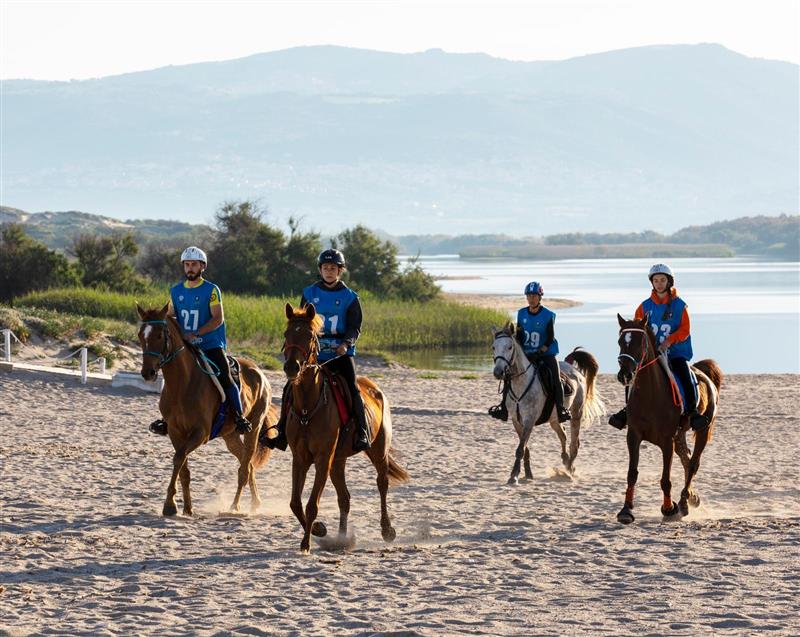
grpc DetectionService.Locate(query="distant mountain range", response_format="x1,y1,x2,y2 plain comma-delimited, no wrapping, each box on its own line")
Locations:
3,44,797,235
4,206,795,260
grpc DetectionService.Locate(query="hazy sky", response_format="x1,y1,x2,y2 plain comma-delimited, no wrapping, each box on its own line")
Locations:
1,0,797,80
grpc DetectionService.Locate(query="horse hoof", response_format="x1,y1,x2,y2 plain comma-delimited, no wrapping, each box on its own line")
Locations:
617,506,635,525
661,502,680,518
678,498,689,517
162,503,178,517
507,477,519,486
311,521,327,537
382,526,397,542
688,493,701,508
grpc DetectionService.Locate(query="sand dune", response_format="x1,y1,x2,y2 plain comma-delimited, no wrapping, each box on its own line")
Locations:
1,365,798,636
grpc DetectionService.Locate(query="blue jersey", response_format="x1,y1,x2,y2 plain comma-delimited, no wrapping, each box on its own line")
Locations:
169,279,226,351
302,283,358,361
517,306,559,356
641,295,692,360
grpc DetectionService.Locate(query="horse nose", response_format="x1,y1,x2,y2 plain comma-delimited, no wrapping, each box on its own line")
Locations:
283,359,298,378
493,365,504,380
141,368,156,381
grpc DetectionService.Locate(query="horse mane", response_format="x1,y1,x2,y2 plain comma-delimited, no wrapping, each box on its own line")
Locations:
289,307,324,334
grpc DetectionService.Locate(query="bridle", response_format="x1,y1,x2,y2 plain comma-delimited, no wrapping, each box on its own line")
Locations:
140,319,185,369
283,320,320,367
618,327,659,384
492,332,532,379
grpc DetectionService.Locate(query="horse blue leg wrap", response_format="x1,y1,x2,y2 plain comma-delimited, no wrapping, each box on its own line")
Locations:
225,385,244,416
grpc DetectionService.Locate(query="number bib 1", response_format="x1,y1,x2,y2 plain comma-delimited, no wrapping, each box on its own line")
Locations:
303,283,358,361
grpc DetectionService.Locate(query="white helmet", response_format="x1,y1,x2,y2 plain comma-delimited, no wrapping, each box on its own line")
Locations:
648,263,673,281
181,246,207,264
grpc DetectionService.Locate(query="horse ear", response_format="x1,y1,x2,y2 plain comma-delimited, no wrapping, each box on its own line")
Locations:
159,302,170,318
641,312,650,327
136,303,146,320
285,303,294,319
305,303,316,319
617,313,626,327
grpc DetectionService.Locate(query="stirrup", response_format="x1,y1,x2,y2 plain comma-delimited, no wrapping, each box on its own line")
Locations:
689,411,709,433
557,407,571,423
149,419,168,436
488,404,508,421
234,415,252,434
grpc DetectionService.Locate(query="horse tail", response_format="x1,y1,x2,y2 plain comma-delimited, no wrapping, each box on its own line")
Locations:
253,403,279,469
692,359,723,443
565,347,599,402
694,359,723,393
387,449,410,486
564,347,606,424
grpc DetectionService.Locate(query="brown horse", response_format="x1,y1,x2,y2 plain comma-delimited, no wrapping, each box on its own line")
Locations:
615,314,723,524
136,303,274,516
281,302,409,553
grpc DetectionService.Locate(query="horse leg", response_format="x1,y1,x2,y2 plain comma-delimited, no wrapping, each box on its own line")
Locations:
617,431,641,524
289,455,312,533
367,449,397,542
222,433,255,513
523,447,533,481
680,428,711,514
329,456,351,537
508,419,524,485
675,432,694,516
178,462,193,516
660,441,680,518
567,416,581,475
164,428,205,516
549,419,569,472
301,457,332,553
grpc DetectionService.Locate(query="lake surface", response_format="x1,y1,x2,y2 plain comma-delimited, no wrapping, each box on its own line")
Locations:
399,256,800,374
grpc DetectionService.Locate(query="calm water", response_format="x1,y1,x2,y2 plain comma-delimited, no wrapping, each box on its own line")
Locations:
399,257,800,373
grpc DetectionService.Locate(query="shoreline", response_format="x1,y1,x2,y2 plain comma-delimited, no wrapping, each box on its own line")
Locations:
442,292,581,314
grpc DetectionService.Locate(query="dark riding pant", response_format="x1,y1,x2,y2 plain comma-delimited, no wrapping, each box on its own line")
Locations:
203,347,234,391
324,355,367,421
526,353,566,408
669,357,697,414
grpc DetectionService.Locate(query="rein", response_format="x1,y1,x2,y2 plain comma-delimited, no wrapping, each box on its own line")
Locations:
140,320,185,369
290,365,329,427
618,327,659,385
493,332,538,404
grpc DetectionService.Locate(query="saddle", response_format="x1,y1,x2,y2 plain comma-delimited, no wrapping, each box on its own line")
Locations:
320,368,356,446
533,360,573,426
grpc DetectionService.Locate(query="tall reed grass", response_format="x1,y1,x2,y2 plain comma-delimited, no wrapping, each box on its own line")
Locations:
16,287,506,350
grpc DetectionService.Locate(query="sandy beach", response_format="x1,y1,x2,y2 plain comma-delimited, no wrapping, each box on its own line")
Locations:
442,292,580,314
1,364,798,636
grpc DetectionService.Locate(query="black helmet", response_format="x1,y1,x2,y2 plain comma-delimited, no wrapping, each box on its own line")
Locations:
318,248,346,267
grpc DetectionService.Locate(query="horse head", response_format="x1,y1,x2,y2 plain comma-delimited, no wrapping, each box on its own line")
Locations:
616,313,654,384
283,302,322,380
491,321,518,380
136,302,173,381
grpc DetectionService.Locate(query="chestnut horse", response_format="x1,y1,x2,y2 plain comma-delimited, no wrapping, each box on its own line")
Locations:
136,304,274,516
280,303,409,553
615,314,723,524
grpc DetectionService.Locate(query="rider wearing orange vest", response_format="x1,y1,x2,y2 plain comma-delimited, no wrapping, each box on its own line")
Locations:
608,263,707,432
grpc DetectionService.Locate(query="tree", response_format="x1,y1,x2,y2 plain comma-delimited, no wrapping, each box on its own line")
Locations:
332,225,400,295
137,242,183,284
333,225,440,300
208,201,321,296
69,231,147,292
0,224,77,303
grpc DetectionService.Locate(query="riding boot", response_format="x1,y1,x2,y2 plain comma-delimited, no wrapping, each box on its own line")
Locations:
608,386,629,430
608,408,628,430
352,390,371,452
261,382,290,451
488,377,510,421
689,410,709,432
225,385,252,434
149,419,168,435
551,367,570,423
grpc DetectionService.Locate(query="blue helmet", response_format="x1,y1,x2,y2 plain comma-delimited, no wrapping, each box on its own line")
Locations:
524,281,544,296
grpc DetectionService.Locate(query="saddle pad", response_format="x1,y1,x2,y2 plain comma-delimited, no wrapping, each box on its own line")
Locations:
323,369,351,424
658,353,698,414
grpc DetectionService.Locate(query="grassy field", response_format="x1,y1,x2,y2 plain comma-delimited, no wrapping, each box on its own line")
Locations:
10,288,507,362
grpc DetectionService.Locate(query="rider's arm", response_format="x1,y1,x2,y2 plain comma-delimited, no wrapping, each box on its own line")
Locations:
194,287,224,337
541,317,555,348
634,303,645,321
342,297,362,347
666,307,691,345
